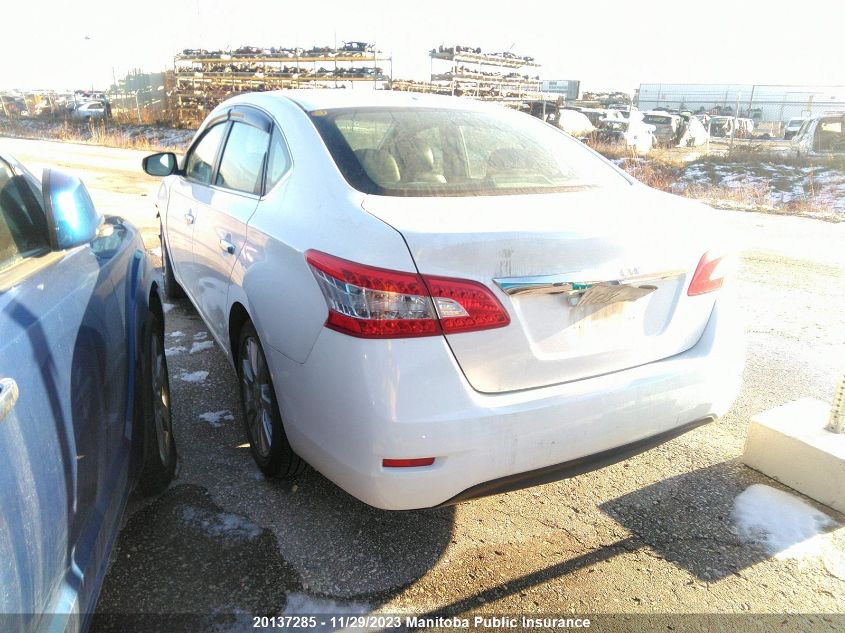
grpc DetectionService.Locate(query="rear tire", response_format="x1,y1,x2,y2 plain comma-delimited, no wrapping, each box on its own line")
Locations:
137,310,178,495
161,227,185,299
237,321,304,478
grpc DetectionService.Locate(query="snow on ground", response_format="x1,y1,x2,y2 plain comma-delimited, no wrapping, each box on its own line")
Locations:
179,370,209,383
165,345,186,356
190,340,215,354
162,302,174,313
732,484,838,559
672,162,845,212
178,506,262,543
169,331,185,339
194,331,209,340
0,118,194,150
198,410,235,428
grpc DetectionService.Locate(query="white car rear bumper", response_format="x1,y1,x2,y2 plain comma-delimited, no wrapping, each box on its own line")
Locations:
268,299,743,510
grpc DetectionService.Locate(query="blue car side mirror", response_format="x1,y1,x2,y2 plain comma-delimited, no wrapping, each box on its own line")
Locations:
42,168,102,250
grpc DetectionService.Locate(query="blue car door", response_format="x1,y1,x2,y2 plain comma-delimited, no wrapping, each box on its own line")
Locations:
0,157,129,631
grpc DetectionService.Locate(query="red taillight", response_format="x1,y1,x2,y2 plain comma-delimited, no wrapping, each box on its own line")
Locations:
688,251,727,296
305,250,510,338
383,458,435,468
424,275,512,334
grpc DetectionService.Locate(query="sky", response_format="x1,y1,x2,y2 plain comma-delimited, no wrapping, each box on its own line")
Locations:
2,0,842,93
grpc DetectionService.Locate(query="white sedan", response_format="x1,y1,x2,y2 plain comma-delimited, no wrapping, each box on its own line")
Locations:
71,100,107,120
144,90,743,510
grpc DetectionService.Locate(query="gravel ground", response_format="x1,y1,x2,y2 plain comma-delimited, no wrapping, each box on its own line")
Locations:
3,137,844,632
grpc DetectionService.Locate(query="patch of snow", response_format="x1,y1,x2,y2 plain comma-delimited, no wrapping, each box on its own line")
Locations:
162,303,174,313
190,340,215,354
194,331,209,340
169,331,184,339
732,484,838,559
198,410,235,428
178,506,262,544
671,160,845,213
165,345,186,356
178,370,208,383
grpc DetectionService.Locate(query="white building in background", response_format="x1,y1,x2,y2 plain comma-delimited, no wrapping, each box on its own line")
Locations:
636,84,845,122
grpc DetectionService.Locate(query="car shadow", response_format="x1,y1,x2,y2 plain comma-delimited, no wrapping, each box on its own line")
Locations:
599,459,842,582
93,293,456,626
408,459,844,626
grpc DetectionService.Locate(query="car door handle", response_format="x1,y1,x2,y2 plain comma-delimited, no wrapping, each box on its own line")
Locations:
184,210,195,224
0,378,19,423
219,239,235,255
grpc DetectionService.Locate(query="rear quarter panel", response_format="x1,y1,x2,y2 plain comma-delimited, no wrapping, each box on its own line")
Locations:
229,97,418,364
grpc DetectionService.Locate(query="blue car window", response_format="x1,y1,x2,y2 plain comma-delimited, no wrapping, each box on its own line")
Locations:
0,159,50,272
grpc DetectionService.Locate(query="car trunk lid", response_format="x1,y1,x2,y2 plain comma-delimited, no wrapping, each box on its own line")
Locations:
362,187,718,393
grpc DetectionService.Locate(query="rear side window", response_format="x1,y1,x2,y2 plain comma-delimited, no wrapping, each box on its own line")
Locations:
215,122,270,194
185,123,227,184
265,128,292,191
0,159,49,272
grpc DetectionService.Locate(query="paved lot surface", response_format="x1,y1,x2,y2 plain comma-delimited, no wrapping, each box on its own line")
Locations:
3,137,845,630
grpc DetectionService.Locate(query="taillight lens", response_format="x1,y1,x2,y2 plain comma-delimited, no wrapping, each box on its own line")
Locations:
305,250,510,338
424,275,512,334
687,251,728,296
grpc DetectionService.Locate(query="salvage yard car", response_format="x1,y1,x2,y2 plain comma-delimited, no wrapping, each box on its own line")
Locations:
144,90,742,510
642,111,681,146
791,111,845,156
71,100,107,121
709,115,754,139
783,117,808,140
595,113,656,155
0,152,177,632
556,108,595,139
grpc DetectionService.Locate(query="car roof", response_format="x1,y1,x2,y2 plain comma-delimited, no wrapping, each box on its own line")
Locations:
230,89,501,114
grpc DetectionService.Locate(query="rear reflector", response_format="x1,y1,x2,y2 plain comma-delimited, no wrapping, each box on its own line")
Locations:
687,251,728,296
383,458,435,468
306,250,510,338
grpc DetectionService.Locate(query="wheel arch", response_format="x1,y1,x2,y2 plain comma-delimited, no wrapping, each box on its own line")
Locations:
228,301,252,366
148,281,165,331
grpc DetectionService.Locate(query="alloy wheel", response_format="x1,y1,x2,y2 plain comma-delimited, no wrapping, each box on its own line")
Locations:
240,336,274,458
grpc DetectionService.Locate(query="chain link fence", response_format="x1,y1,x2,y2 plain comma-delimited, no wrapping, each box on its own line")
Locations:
636,84,845,142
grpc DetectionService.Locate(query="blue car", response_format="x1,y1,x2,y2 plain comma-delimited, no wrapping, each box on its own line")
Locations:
0,152,177,632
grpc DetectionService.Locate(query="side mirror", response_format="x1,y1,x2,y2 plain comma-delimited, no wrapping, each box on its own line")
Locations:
143,152,178,177
42,168,102,250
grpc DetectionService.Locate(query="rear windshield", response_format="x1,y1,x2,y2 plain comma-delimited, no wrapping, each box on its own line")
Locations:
309,107,627,197
643,115,672,125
